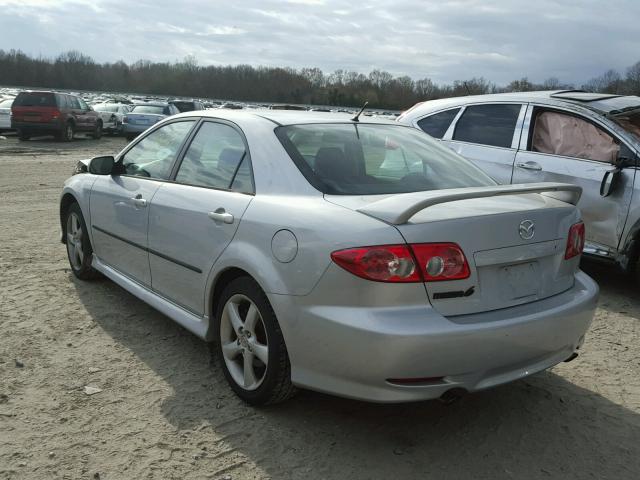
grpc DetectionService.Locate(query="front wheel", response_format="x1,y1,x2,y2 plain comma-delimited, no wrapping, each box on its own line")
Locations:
65,203,100,280
214,277,296,405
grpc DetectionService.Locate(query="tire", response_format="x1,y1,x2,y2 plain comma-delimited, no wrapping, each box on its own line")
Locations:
64,203,100,280
214,276,296,405
18,132,30,141
125,135,134,141
62,122,74,142
92,122,102,140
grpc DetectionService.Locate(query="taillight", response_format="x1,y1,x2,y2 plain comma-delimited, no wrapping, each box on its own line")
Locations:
51,109,61,120
331,245,420,282
122,116,128,123
411,243,470,281
565,221,585,260
331,243,470,283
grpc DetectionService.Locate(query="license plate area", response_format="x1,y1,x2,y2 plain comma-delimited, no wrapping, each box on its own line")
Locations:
500,262,539,300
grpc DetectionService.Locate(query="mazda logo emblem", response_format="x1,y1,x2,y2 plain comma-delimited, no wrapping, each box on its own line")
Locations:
519,220,535,240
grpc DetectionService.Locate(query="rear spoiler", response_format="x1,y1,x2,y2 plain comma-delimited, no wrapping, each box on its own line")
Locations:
357,183,582,225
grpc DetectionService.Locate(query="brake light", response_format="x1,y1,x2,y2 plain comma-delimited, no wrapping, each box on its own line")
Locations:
51,109,61,120
565,221,585,260
331,243,470,283
331,245,420,282
122,116,128,123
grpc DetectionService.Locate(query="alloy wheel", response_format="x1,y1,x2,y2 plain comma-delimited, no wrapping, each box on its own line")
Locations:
220,294,269,390
66,212,84,270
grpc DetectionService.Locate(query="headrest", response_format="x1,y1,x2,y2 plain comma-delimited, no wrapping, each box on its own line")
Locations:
219,148,244,170
314,147,357,179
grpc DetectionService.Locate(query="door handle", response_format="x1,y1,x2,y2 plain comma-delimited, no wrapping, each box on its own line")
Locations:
208,208,234,224
516,161,542,171
130,194,147,208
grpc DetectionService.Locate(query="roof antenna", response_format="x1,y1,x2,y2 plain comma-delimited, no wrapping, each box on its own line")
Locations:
351,101,369,122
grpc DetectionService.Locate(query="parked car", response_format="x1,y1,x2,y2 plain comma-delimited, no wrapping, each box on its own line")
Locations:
92,103,131,135
0,97,14,132
169,99,205,113
11,91,103,141
60,111,597,405
398,90,640,277
122,102,180,140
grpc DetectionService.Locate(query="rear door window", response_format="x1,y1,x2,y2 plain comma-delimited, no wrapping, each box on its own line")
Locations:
416,108,460,138
531,110,619,163
453,104,522,148
175,121,253,193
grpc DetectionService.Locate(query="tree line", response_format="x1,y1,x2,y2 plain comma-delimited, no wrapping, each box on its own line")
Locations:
1,49,639,110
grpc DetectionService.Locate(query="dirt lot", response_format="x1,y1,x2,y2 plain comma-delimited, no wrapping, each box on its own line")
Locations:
0,134,639,480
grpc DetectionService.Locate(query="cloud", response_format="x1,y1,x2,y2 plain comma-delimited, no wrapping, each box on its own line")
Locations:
0,0,638,85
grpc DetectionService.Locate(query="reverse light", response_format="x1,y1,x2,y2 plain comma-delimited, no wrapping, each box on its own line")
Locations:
565,221,585,260
331,243,470,283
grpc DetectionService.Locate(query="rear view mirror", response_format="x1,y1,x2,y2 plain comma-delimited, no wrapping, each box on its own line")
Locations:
600,167,621,197
88,155,115,175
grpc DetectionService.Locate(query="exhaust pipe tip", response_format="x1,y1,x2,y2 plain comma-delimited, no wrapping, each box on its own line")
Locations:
438,388,467,405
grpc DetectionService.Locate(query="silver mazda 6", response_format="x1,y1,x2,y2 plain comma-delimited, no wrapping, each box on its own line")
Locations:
60,110,598,405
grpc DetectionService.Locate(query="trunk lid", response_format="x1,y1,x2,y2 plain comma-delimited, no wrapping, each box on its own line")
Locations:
326,184,582,317
125,113,165,126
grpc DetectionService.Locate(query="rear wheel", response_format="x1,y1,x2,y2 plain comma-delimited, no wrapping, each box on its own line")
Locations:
61,122,74,142
125,134,135,141
18,130,30,141
214,277,296,405
64,203,100,280
92,121,102,139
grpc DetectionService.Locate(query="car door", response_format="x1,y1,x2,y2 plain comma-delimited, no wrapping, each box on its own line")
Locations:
89,120,197,285
147,120,254,315
512,105,635,252
442,103,526,184
77,97,93,131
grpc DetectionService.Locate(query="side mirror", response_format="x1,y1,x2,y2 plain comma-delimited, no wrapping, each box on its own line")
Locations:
600,167,621,197
88,155,116,175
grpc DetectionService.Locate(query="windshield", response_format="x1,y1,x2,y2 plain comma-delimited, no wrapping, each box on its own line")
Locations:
610,108,640,142
131,105,166,115
276,123,496,195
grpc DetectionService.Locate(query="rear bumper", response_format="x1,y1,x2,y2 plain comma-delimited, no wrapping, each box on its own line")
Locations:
12,120,62,133
269,270,598,403
123,123,153,134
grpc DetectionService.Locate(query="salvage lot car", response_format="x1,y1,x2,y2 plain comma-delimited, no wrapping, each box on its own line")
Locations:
92,103,131,135
0,96,15,132
59,111,598,405
122,102,180,140
398,91,640,277
12,90,103,141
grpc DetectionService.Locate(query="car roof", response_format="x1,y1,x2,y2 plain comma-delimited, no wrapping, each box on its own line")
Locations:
177,109,400,126
133,102,169,107
408,90,639,115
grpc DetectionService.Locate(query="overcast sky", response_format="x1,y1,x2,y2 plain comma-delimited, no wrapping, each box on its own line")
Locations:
0,0,638,85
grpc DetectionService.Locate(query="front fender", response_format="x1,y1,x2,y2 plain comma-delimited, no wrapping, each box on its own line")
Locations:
60,173,98,244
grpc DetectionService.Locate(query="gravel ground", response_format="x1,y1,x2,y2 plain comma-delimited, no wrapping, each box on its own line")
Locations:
0,134,639,480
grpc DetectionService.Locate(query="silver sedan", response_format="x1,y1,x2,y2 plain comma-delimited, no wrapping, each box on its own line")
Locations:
60,110,598,405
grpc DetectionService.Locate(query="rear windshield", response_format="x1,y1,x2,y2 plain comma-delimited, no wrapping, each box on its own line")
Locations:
171,101,195,112
13,92,56,107
131,105,166,115
276,123,496,195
